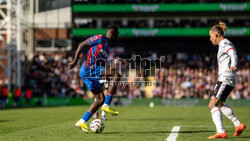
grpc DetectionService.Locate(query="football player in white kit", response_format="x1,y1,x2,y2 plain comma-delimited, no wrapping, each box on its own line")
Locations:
208,21,246,139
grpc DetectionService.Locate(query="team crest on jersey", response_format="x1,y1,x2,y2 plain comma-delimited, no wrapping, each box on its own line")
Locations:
89,35,100,42
224,41,233,46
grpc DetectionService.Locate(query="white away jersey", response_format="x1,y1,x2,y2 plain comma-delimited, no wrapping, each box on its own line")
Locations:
217,39,238,87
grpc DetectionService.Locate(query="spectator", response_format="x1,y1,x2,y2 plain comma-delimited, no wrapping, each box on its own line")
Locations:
1,85,8,108
13,87,22,107
26,88,33,106
22,51,249,100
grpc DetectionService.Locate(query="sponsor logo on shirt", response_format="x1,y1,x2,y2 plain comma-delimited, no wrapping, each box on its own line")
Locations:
100,49,107,57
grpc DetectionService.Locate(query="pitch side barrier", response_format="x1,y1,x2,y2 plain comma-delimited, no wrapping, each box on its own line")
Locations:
1,98,250,108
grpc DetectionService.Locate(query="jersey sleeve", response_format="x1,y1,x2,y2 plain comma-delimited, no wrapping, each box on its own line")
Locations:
87,35,104,46
228,48,238,67
224,44,238,67
224,45,235,54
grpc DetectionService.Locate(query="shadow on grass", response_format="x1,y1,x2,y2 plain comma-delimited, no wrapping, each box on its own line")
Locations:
110,118,196,121
103,130,214,134
0,120,12,122
226,136,250,139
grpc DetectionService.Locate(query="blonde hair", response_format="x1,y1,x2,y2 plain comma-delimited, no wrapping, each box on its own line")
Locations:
211,21,227,35
218,21,227,33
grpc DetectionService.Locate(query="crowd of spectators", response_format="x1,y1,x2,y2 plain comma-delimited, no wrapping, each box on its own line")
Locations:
22,51,249,100
115,52,249,100
153,66,249,100
23,53,87,98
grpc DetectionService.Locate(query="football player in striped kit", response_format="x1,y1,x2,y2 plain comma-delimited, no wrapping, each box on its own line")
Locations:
68,25,120,133
208,21,246,139
93,80,109,120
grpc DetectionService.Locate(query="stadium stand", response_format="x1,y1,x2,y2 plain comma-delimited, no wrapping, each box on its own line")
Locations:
22,51,249,100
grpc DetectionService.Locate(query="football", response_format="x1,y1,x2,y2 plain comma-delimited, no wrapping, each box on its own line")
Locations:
90,119,105,133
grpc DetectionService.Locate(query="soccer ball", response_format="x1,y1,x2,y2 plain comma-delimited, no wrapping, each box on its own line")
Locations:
90,119,105,133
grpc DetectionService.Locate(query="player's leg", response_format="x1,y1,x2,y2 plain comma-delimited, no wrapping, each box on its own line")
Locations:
208,96,227,139
218,86,246,136
96,79,108,120
76,64,107,133
208,82,227,139
88,88,105,113
101,108,107,120
94,98,99,119
76,87,105,133
102,88,108,120
101,68,120,116
220,103,240,127
104,75,119,106
220,103,246,136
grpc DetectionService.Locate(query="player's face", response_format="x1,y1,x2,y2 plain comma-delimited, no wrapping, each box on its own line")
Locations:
107,29,119,43
111,29,119,42
209,30,218,45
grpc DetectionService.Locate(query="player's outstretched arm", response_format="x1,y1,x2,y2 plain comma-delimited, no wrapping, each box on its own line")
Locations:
67,40,90,70
227,48,238,72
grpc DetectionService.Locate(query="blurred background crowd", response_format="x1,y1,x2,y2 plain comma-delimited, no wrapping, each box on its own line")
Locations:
17,51,249,100
1,0,250,109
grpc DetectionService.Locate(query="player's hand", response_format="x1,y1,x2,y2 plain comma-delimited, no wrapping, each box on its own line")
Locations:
229,66,238,72
67,61,76,70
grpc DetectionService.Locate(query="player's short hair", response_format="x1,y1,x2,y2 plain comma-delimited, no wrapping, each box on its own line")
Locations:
211,21,227,36
107,24,119,31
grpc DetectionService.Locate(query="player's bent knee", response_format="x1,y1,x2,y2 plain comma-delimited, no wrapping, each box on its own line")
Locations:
208,98,221,110
208,103,215,110
95,96,104,106
99,96,105,105
218,102,224,108
209,104,216,110
208,100,216,110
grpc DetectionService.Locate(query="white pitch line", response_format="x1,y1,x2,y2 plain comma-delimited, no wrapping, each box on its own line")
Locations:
181,125,233,128
166,126,180,141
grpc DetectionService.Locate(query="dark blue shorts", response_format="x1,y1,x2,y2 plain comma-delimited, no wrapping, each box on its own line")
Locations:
80,64,105,91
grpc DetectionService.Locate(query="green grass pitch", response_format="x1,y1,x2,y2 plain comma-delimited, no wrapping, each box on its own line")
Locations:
0,106,249,141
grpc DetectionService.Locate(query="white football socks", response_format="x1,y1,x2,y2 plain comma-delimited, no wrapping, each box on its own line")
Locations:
211,107,225,133
102,109,106,117
103,104,109,108
220,104,240,127
79,119,86,124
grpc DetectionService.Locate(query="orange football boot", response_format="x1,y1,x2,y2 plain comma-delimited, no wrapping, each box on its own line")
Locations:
208,132,227,139
234,123,246,136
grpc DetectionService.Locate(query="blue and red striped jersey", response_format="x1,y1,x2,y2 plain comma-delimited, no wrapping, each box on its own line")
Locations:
84,34,109,67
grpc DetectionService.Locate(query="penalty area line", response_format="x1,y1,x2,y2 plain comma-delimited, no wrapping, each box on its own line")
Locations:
166,126,180,141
